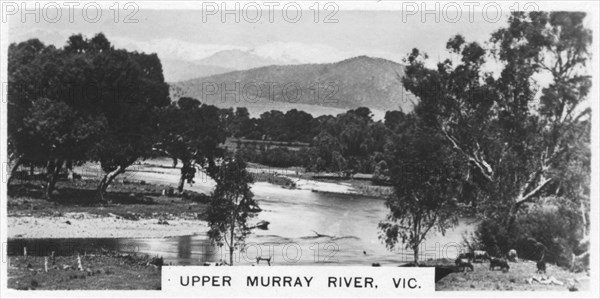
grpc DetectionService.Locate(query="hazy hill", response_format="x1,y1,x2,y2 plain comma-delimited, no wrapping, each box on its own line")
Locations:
171,56,416,118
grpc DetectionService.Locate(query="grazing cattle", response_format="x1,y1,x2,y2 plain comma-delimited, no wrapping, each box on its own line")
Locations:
472,250,490,263
455,258,474,272
489,257,510,272
508,249,518,262
203,261,225,266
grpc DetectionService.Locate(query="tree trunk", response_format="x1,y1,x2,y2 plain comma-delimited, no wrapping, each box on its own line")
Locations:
178,172,186,194
46,160,63,200
505,202,521,236
178,161,191,194
413,245,419,266
7,157,23,186
97,158,137,201
66,160,74,181
97,165,125,201
172,157,178,168
413,214,421,266
230,211,235,266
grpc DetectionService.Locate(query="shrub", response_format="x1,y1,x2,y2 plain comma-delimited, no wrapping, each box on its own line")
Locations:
473,197,587,269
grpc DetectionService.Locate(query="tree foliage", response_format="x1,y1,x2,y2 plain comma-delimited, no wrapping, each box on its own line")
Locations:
157,97,226,193
402,11,591,230
397,11,591,266
207,154,257,265
379,117,464,265
7,33,170,199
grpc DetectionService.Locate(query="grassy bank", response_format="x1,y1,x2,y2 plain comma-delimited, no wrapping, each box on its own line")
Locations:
420,258,590,291
7,252,162,290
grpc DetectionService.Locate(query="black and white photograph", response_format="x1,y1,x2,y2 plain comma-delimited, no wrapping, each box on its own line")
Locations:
0,1,598,296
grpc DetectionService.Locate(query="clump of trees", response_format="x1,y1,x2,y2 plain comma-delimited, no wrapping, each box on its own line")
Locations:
8,33,170,200
220,108,320,143
7,34,229,201
306,108,389,175
380,11,591,268
221,106,393,175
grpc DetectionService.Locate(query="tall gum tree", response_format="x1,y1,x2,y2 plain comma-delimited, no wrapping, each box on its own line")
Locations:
401,12,591,236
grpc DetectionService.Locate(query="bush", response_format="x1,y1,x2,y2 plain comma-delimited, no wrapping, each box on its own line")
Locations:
149,255,164,267
473,197,587,269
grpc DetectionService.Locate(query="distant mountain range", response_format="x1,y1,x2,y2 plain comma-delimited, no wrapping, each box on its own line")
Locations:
163,49,294,82
10,29,414,117
171,56,416,118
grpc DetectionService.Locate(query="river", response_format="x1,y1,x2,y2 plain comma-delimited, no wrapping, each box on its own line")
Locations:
8,159,475,266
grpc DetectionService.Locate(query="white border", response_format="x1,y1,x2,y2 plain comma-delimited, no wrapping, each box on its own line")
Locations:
0,1,598,298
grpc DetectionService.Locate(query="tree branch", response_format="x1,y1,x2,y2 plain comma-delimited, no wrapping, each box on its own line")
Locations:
440,127,494,182
516,176,552,206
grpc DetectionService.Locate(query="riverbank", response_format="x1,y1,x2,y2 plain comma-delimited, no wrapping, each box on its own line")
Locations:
245,162,393,198
7,178,210,239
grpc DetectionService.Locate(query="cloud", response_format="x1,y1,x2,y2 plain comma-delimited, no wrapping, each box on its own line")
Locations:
110,37,245,62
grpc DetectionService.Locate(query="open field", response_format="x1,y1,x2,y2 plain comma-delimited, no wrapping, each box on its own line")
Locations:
7,253,162,290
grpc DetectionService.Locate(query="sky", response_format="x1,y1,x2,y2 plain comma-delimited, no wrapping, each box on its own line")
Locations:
8,6,507,66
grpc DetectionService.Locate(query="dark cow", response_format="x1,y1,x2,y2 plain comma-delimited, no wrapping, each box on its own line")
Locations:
536,260,546,274
537,251,547,274
456,252,473,260
256,256,272,266
489,257,510,272
455,258,474,272
472,250,490,263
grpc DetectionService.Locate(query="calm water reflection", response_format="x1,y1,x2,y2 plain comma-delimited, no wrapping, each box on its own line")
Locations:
8,186,475,266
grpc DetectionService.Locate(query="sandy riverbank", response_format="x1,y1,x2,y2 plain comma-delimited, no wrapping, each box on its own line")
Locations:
284,176,359,194
8,212,208,239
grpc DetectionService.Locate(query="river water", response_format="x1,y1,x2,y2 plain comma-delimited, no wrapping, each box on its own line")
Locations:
9,160,475,266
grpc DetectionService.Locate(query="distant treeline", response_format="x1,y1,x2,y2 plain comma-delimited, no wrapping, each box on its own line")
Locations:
219,106,408,179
